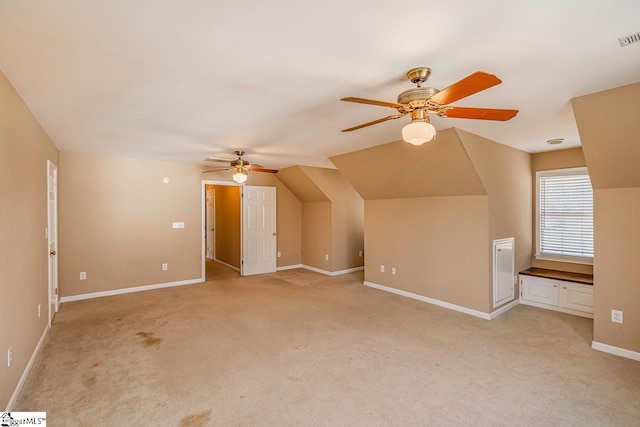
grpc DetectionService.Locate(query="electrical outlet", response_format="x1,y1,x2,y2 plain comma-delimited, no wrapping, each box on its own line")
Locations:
8,346,12,367
277,251,282,258
359,251,363,257
514,275,518,285
325,254,329,261
611,309,623,324
79,272,87,280
380,265,385,273
391,267,396,275
162,263,168,271
38,304,41,318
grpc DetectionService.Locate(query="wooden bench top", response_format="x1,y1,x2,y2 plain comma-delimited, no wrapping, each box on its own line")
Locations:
519,267,593,285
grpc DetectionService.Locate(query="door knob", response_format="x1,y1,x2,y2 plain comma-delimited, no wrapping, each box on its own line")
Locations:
50,251,56,256
273,232,276,236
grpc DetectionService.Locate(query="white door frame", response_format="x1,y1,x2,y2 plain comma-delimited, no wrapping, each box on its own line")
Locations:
47,160,59,326
201,180,242,278
493,237,515,308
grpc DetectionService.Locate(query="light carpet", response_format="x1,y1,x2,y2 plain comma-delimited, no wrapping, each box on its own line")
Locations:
15,261,640,426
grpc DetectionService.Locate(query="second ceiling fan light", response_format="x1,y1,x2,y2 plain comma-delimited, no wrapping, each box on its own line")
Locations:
232,167,248,184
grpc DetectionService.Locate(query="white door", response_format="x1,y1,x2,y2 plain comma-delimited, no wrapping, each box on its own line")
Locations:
206,189,215,260
47,160,59,325
493,237,515,308
242,186,276,276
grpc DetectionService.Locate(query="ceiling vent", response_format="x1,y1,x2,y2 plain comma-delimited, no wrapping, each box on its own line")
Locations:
618,32,640,47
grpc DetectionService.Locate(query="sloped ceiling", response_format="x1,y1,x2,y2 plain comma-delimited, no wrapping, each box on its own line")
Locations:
330,128,487,200
572,82,640,189
276,166,329,202
1,1,640,170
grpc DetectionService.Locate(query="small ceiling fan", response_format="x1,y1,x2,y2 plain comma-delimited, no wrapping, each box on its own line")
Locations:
341,67,518,145
203,150,278,183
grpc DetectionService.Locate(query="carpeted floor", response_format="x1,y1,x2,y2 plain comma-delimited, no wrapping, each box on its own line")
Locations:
15,261,640,426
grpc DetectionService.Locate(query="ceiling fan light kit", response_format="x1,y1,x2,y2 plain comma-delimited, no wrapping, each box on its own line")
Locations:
341,67,518,146
233,169,248,184
402,108,436,145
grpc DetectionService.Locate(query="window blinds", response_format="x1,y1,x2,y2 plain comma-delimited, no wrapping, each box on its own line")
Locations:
538,169,593,260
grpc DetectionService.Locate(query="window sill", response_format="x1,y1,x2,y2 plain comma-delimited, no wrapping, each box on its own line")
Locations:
534,254,593,266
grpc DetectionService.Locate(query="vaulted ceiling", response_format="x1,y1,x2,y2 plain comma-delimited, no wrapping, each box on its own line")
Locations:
1,1,639,170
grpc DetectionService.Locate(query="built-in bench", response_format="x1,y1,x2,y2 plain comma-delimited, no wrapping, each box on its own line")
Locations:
519,267,593,285
518,267,594,318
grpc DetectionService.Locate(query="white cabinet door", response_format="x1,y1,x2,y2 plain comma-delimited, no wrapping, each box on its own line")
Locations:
560,283,594,315
521,276,559,306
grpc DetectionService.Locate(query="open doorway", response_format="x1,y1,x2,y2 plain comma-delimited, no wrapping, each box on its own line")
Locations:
201,181,278,280
203,181,242,280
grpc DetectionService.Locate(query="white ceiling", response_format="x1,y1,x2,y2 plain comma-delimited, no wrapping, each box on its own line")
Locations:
1,1,639,170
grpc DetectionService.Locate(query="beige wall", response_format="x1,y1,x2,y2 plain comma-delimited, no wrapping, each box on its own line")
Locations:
299,167,364,271
572,82,640,354
333,129,498,312
59,152,203,297
209,185,241,269
572,82,640,189
593,188,640,352
530,147,592,274
0,71,59,408
277,166,364,272
301,202,332,270
331,128,487,200
458,129,532,306
202,170,302,268
365,197,490,312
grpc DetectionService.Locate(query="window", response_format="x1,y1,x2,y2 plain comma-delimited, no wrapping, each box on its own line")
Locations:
536,167,593,264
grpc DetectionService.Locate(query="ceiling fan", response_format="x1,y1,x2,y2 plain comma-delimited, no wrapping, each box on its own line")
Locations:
341,67,518,145
203,150,278,184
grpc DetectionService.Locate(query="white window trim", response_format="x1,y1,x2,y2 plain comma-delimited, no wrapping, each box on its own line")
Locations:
535,166,594,265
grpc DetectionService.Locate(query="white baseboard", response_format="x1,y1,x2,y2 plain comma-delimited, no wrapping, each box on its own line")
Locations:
489,299,520,319
301,265,364,276
275,264,363,276
213,258,241,272
277,264,304,271
60,277,203,303
6,323,49,411
592,341,640,361
364,281,491,320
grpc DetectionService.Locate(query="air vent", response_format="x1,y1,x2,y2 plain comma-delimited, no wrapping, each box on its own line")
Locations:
618,32,640,47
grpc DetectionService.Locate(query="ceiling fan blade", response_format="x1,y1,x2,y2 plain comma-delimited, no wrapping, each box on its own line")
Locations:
250,166,278,174
429,72,502,105
341,114,407,132
207,156,232,163
341,97,404,109
442,107,519,121
202,167,231,173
